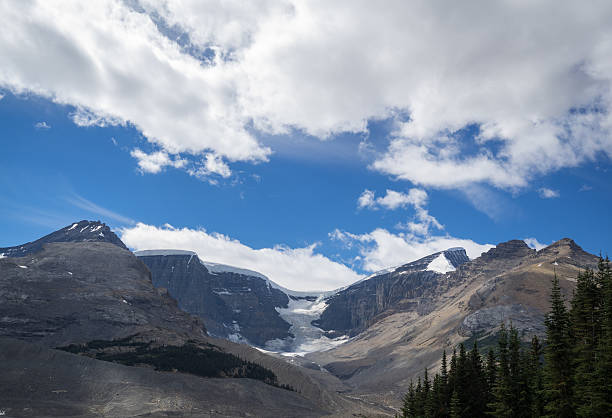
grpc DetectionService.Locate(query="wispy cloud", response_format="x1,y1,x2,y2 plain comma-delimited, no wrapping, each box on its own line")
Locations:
538,188,560,199
66,194,134,225
34,121,50,129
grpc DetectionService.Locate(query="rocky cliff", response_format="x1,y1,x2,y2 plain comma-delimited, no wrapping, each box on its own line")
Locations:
314,248,470,336
136,250,293,346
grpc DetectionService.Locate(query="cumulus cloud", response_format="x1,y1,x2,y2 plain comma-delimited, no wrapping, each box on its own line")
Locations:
120,222,362,291
130,148,186,174
331,227,493,273
1,1,612,187
538,188,560,199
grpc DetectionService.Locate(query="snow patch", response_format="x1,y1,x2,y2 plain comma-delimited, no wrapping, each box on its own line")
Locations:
91,225,103,232
135,249,197,257
18,265,27,269
426,253,456,273
67,223,78,231
0,253,5,259
67,271,73,275
553,261,559,266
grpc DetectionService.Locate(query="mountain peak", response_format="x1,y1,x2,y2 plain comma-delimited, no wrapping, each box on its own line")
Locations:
0,220,127,258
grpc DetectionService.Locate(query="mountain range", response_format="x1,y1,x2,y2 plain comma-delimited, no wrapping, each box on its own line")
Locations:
0,220,600,416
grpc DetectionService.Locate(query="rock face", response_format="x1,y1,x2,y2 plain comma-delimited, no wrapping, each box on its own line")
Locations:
0,220,127,257
315,248,470,336
0,241,207,347
307,238,599,407
136,250,292,346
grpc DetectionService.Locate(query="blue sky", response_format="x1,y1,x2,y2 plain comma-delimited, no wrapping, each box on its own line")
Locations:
1,1,611,291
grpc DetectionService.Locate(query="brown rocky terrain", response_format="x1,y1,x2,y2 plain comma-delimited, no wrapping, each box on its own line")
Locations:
307,238,599,408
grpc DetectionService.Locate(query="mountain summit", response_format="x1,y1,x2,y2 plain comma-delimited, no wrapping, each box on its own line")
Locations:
0,220,127,258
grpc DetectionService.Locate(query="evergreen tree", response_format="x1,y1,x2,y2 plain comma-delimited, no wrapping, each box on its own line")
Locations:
543,273,575,417
491,323,512,417
530,335,545,417
485,348,496,414
570,268,601,416
593,256,612,416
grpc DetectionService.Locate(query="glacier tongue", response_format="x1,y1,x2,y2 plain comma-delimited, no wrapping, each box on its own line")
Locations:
266,296,349,356
426,253,456,273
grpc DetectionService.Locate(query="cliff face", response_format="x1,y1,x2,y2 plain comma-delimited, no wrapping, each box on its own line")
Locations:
314,248,470,336
0,242,206,347
137,251,292,347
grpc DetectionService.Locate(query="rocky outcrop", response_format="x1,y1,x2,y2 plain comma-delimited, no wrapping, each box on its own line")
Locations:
0,220,127,258
314,248,470,336
137,251,292,346
0,242,206,347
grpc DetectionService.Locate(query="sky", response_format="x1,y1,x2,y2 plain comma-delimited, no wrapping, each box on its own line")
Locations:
1,0,611,291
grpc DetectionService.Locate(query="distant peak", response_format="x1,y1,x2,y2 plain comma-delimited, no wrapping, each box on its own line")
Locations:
0,219,127,257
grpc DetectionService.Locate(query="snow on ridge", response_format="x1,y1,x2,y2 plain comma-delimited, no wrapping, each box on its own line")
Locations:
426,253,456,274
134,249,198,257
66,223,78,231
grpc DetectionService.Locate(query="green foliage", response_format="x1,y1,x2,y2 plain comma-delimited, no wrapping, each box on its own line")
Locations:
58,337,293,391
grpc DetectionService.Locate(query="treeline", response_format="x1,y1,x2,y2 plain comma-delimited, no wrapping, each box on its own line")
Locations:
402,257,612,417
59,337,294,391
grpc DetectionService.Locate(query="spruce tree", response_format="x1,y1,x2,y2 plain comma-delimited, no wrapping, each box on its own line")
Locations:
592,256,612,416
570,268,601,416
543,273,575,417
485,348,496,415
530,335,545,417
491,323,512,418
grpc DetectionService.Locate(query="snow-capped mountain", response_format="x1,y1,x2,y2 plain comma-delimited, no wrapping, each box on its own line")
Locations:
0,220,126,258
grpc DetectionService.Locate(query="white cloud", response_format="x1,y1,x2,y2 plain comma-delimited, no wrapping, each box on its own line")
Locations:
120,222,362,292
131,148,186,174
358,188,428,210
1,1,612,187
0,0,270,168
188,153,232,180
538,187,560,199
358,188,442,236
331,227,493,273
523,237,547,251
357,189,375,209
34,121,50,129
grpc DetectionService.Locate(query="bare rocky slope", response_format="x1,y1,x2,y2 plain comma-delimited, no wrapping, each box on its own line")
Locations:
0,221,388,417
307,238,599,407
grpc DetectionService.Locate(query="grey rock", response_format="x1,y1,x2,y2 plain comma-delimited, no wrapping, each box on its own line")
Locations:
137,253,292,346
315,249,470,336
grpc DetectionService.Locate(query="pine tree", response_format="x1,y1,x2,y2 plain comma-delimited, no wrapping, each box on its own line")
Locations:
570,268,601,416
490,323,512,418
485,348,496,415
530,335,545,417
592,256,612,416
543,273,575,417
402,380,416,418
